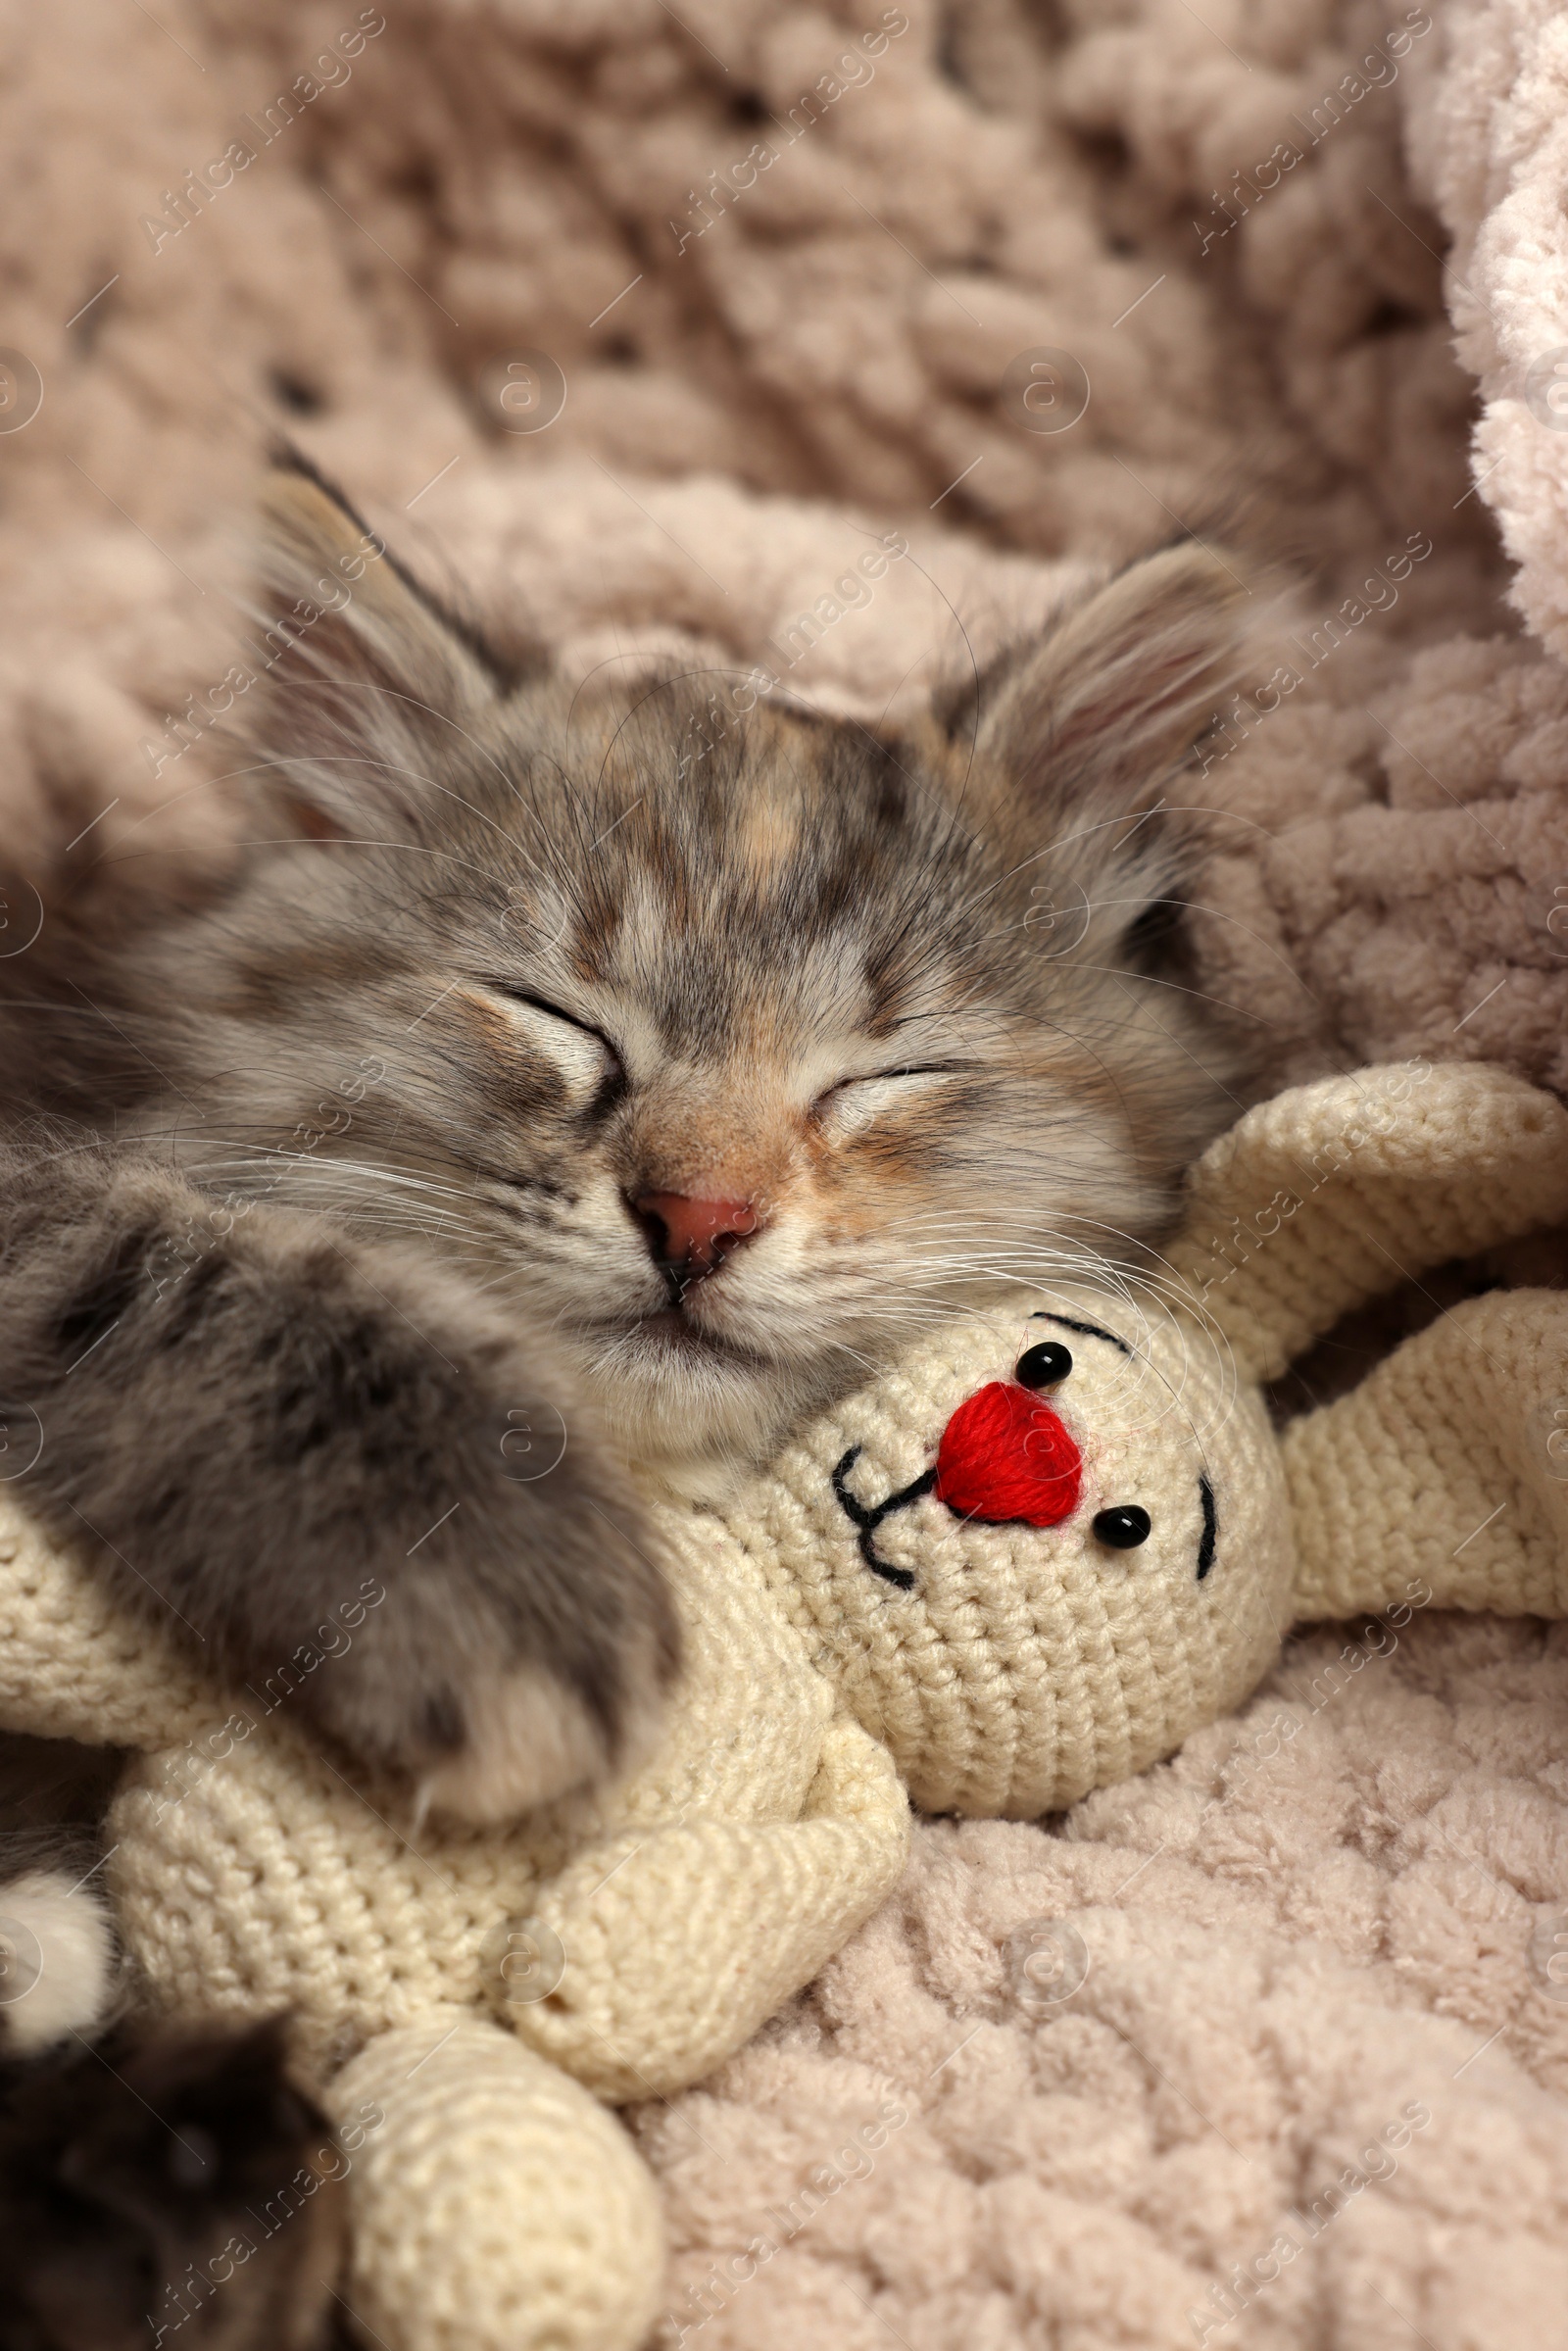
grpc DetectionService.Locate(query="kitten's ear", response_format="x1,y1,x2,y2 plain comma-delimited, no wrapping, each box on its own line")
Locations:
247,460,516,837
956,544,1254,967
966,543,1251,814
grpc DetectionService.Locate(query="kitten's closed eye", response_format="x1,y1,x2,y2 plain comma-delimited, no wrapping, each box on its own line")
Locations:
482,987,622,1103
813,1066,979,1138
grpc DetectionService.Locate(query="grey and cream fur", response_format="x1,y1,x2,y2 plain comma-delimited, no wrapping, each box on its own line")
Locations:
0,464,1256,1823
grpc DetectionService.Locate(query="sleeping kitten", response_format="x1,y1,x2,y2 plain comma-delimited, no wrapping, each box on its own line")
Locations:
0,460,1252,1828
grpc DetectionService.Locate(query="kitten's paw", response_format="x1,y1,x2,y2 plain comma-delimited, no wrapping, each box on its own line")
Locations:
285,1353,681,1824
292,1485,679,1826
416,1659,663,1824
0,1873,116,2057
21,1203,681,1827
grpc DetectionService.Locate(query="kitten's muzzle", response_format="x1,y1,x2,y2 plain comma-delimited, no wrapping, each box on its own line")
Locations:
629,1191,760,1300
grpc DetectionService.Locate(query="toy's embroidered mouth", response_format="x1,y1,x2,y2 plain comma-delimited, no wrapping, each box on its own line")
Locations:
831,1447,933,1588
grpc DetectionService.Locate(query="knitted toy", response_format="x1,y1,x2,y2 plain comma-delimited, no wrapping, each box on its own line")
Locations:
726,1055,1568,1818
2,1058,1566,2351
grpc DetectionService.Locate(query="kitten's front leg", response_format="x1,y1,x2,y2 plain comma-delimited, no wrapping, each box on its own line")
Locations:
0,1148,678,1820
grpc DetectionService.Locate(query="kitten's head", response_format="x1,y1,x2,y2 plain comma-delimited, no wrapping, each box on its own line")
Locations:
148,468,1256,1480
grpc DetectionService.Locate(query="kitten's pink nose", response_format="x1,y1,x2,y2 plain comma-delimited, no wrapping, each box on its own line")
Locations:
632,1192,760,1283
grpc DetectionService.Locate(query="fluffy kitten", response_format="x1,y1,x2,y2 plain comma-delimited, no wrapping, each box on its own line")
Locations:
0,462,1251,1825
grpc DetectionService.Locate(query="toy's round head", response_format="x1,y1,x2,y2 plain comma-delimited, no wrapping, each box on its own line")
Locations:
723,1287,1292,1816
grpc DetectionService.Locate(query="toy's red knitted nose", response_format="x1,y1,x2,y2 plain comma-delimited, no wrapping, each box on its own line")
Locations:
932,1381,1082,1527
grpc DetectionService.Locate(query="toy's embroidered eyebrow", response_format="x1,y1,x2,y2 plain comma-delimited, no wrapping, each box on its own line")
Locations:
1032,1316,1223,1544
831,1445,930,1590
1030,1309,1132,1357
1197,1473,1217,1581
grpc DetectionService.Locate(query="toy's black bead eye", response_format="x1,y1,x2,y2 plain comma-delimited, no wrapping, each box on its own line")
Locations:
1014,1342,1072,1389
1093,1505,1152,1550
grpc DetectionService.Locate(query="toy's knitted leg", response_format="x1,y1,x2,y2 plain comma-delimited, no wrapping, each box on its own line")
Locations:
1284,1291,1568,1623
321,2009,663,2351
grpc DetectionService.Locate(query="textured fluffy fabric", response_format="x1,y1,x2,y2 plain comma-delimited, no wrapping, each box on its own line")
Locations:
2,0,1478,581
6,4,1568,2347
1404,0,1568,661
636,1619,1568,2351
3,0,1562,1102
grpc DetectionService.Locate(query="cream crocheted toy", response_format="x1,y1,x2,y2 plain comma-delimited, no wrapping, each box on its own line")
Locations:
2,1059,1567,2351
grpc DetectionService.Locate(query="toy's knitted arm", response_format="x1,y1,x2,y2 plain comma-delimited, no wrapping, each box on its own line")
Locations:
500,1712,909,2102
1284,1291,1568,1623
1166,1062,1568,1382
0,1493,210,1751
